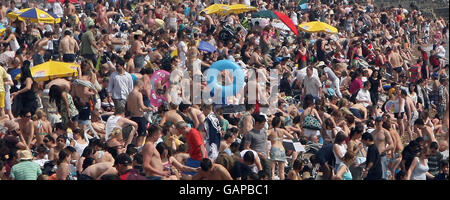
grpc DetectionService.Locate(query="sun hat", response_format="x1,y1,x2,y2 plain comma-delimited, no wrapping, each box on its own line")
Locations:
132,30,144,35
19,150,33,161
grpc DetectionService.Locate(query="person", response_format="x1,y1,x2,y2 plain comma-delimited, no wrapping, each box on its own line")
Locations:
243,114,271,177
126,80,152,146
114,153,147,180
9,150,42,180
302,66,322,99
371,117,394,179
356,82,372,107
71,128,89,157
59,29,79,63
362,132,382,180
105,106,138,141
333,152,355,180
11,61,38,116
333,132,348,170
130,30,148,72
192,158,233,180
406,147,433,180
287,159,304,180
81,161,117,180
301,94,322,140
437,76,449,120
434,160,449,180
347,125,366,180
238,104,255,137
175,121,207,176
0,28,20,52
56,149,74,180
142,125,174,180
201,104,221,161
107,58,134,112
49,85,79,129
156,142,199,180
80,25,99,65
268,116,294,180
427,142,444,179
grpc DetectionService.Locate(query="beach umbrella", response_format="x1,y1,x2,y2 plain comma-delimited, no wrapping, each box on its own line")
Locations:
8,68,21,80
298,21,338,34
251,10,298,35
198,41,216,53
7,8,61,24
200,4,230,15
222,4,257,15
15,60,79,82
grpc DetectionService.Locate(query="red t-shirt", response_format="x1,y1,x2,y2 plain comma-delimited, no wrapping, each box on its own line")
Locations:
349,78,363,95
396,15,402,22
186,128,204,161
409,64,421,83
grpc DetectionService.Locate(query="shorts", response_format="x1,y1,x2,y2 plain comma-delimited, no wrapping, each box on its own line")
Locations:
0,91,5,109
183,158,201,176
394,112,404,119
349,108,363,119
131,117,148,137
270,147,287,162
78,104,91,121
394,67,403,73
63,54,76,62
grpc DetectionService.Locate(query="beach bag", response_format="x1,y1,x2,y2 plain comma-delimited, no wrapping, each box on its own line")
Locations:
302,115,322,130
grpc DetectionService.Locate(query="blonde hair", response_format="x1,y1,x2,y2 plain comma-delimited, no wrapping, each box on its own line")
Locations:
110,128,123,140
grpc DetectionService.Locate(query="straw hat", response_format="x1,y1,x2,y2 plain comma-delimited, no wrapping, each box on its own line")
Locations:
19,150,33,161
132,30,144,35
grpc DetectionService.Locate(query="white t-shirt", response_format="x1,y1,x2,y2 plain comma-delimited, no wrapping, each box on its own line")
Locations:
437,45,446,58
356,89,372,107
290,12,298,26
178,41,188,62
53,2,64,18
240,149,259,173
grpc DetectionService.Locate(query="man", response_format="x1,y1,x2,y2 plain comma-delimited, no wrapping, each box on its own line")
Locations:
107,58,134,112
142,125,173,180
127,80,153,146
105,106,138,141
414,118,437,144
428,142,444,179
323,64,342,98
114,153,147,180
401,90,419,141
434,160,449,180
355,81,372,107
10,150,42,180
163,103,184,127
80,25,99,65
362,132,382,180
81,162,117,180
201,104,221,161
176,121,207,176
238,104,255,137
131,30,148,72
435,42,446,68
416,79,430,110
387,46,405,83
243,114,271,179
59,30,79,63
16,110,34,149
0,64,8,117
192,158,233,180
370,117,394,179
312,143,336,180
5,1,17,14
302,66,322,99
230,150,263,180
437,76,449,120
200,11,215,36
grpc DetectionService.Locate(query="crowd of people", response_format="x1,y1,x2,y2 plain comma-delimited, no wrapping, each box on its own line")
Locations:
0,0,449,180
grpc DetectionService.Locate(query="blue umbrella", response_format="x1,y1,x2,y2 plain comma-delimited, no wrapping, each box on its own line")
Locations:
198,41,216,53
8,68,21,80
299,3,308,10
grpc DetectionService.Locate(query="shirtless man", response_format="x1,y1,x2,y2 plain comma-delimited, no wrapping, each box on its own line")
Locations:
82,162,118,180
401,90,419,141
249,46,263,67
414,118,437,145
149,44,163,67
192,158,233,180
161,103,184,127
187,104,205,130
64,1,76,18
238,104,255,136
387,46,405,83
127,80,153,146
200,11,215,35
46,78,71,92
142,125,175,180
59,30,79,63
16,111,34,149
371,117,394,180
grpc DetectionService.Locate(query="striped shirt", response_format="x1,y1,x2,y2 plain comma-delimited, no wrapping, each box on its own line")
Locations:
10,161,42,180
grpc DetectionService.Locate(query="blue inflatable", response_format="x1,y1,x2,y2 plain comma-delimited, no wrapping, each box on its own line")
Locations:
206,60,245,99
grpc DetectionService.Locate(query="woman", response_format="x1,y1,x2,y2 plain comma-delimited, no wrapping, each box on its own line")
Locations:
156,142,199,180
349,70,363,99
219,132,235,156
49,85,79,129
368,69,382,107
70,128,89,157
76,147,95,176
11,61,38,115
406,147,434,180
333,132,348,170
393,87,406,137
347,127,366,180
301,94,323,140
408,83,418,106
287,159,304,180
333,152,355,180
322,118,339,145
32,109,53,147
0,28,20,52
268,116,294,180
56,149,74,180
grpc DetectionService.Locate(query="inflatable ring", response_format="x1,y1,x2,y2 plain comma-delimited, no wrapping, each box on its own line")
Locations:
206,60,245,97
150,70,170,108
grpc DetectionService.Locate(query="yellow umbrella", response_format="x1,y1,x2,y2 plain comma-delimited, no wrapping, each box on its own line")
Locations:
200,4,230,15
298,21,338,34
7,8,61,24
223,4,257,15
0,28,5,36
15,60,79,82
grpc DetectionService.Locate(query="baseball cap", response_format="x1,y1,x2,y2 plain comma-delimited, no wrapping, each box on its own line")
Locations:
114,153,133,166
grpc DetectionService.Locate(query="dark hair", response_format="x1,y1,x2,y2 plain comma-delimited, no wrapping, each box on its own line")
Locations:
65,146,76,153
81,147,94,158
224,133,234,141
414,118,425,126
303,94,315,108
57,149,71,165
293,159,303,171
20,60,33,83
100,174,121,180
429,142,439,150
200,158,213,171
147,125,162,137
155,142,172,158
82,157,95,170
334,132,347,144
272,116,282,128
349,125,364,139
243,151,255,164
134,153,143,165
253,114,266,124
126,144,137,156
362,132,374,141
179,103,191,112
49,85,63,108
245,103,255,111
